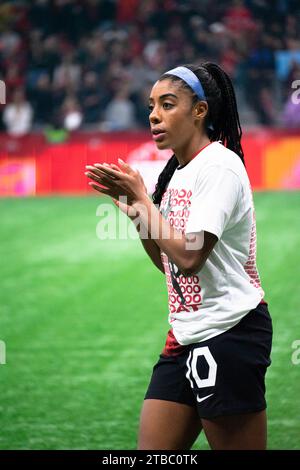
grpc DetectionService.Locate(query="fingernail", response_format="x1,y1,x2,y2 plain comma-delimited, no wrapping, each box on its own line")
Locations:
118,158,124,163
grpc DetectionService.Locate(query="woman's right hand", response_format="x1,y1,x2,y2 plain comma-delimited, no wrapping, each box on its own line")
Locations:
105,163,145,218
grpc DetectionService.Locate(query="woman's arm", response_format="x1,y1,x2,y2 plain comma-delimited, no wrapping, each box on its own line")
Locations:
114,198,164,274
139,236,164,274
132,196,217,276
85,160,217,276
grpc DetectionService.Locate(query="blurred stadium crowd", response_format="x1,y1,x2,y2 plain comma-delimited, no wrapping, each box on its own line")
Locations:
0,0,300,136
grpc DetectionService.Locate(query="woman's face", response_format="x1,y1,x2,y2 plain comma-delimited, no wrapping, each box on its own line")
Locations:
148,78,206,151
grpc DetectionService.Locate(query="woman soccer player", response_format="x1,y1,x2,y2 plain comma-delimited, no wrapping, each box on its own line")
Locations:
85,62,273,450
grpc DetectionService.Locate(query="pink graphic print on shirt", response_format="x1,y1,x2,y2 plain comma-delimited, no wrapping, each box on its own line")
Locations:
160,188,202,317
244,186,264,296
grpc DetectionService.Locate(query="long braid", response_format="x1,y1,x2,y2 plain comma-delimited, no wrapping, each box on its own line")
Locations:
152,62,245,206
200,62,245,165
152,154,178,206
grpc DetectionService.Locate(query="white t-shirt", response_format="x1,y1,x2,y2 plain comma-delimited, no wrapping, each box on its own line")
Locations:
159,141,265,345
3,103,33,136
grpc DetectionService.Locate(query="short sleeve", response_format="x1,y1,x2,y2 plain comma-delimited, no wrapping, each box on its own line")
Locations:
185,165,242,240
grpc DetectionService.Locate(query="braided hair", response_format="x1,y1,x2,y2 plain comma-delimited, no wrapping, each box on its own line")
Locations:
152,62,245,206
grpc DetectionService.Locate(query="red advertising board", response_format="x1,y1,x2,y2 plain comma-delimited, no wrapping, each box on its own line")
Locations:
0,130,299,196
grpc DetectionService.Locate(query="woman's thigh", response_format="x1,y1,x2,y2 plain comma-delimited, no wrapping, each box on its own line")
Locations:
201,410,267,450
137,399,202,450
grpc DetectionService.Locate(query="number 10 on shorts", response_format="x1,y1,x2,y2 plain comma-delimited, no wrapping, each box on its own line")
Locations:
185,346,217,402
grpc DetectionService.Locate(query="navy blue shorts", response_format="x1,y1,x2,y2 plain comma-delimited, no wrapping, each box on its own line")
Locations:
144,302,273,419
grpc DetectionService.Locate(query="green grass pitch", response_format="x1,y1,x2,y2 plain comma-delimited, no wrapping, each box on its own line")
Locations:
0,192,299,449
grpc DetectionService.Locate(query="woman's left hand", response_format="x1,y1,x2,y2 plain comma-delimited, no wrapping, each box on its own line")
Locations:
85,158,148,206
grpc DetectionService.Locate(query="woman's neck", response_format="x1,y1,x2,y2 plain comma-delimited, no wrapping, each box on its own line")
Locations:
174,134,211,167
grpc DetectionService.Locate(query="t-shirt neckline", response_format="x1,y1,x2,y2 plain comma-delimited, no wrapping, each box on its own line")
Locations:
176,141,217,171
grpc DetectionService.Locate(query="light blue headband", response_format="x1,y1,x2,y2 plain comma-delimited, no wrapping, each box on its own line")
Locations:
164,66,214,130
164,66,207,101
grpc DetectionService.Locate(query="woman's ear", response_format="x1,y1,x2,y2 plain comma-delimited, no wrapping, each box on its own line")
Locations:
193,101,208,122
